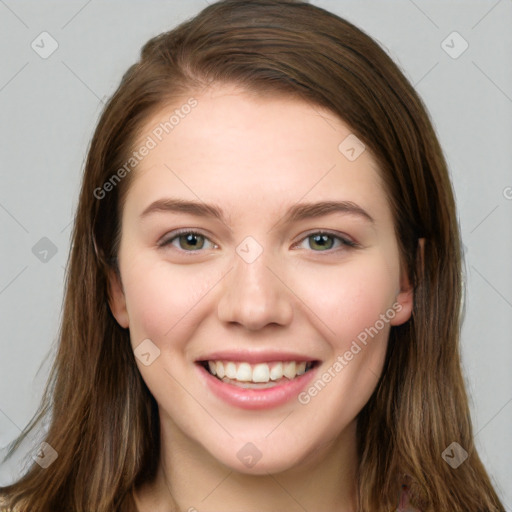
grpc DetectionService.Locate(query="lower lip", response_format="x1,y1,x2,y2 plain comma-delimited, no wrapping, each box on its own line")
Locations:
196,363,318,410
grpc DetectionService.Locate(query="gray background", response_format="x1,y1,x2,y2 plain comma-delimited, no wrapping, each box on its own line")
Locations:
1,0,511,508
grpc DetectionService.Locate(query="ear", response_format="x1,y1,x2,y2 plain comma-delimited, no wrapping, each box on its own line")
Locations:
107,267,130,328
390,238,424,326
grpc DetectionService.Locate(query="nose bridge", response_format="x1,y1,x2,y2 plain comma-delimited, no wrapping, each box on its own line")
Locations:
216,235,293,330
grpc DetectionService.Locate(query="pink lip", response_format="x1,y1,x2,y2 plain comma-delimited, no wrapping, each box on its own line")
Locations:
196,362,319,410
196,350,316,364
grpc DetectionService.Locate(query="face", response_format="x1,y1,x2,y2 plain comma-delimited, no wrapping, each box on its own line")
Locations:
108,83,413,475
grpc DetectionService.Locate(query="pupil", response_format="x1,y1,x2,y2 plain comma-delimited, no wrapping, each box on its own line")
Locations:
182,233,203,250
312,234,332,250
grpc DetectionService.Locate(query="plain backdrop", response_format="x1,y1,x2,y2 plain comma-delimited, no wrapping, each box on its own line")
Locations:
1,0,511,508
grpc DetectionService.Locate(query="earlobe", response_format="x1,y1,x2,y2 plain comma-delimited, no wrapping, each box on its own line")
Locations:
390,238,425,326
391,286,413,326
107,267,129,328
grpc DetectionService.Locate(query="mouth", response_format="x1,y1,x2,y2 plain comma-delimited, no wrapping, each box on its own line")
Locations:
197,359,319,390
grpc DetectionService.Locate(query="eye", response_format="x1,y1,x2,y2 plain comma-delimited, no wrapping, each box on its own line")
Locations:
294,231,358,252
158,230,217,252
158,229,358,254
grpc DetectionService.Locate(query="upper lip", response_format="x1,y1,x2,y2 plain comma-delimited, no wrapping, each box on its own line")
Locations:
196,350,318,364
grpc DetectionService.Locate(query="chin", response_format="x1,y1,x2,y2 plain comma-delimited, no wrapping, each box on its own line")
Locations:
202,435,317,476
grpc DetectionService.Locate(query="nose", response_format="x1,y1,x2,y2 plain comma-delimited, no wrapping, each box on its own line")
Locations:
216,245,294,331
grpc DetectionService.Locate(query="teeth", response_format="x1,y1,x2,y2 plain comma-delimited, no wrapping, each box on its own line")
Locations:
269,363,283,381
252,363,270,383
283,361,296,379
225,362,237,379
205,360,313,383
216,361,225,379
236,363,252,382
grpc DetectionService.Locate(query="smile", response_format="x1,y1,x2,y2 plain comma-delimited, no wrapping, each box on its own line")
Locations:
203,360,315,388
196,358,320,409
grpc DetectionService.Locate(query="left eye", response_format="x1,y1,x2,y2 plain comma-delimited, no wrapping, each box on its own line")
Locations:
295,232,357,252
159,231,216,252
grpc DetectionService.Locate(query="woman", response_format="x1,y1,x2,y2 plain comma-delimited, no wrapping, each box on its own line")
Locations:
0,0,505,510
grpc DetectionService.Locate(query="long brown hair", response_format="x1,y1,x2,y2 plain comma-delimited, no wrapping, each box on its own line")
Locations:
1,1,505,510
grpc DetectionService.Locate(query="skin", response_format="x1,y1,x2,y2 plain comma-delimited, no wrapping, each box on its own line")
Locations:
108,83,414,512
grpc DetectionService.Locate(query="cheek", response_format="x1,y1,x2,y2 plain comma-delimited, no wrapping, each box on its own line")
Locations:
121,259,219,349
293,260,396,435
293,253,399,345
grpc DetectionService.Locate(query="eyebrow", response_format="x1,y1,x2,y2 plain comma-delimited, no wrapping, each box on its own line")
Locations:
140,197,375,228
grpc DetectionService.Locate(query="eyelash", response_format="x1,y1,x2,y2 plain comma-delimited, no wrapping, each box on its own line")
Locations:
157,228,359,254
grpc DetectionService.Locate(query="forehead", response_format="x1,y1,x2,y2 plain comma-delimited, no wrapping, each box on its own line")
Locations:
124,84,390,225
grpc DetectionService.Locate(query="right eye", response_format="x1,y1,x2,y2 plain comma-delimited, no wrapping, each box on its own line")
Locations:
158,230,218,252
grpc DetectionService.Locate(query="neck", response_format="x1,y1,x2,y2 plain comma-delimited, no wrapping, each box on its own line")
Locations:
135,412,359,512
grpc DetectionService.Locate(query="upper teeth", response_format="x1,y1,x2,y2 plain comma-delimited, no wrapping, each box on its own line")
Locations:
207,360,311,383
